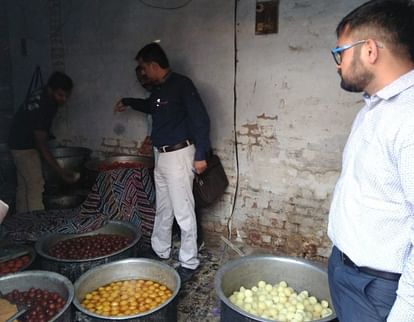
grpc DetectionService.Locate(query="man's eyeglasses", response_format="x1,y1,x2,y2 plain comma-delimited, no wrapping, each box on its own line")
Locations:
331,40,367,65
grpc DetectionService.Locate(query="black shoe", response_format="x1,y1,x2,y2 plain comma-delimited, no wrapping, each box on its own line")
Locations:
177,266,196,283
141,248,170,261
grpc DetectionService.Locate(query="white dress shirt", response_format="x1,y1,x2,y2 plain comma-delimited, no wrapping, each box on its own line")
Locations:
328,69,414,321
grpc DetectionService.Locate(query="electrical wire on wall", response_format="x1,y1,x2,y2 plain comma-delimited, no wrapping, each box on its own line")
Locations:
138,0,192,10
140,0,241,253
220,0,241,261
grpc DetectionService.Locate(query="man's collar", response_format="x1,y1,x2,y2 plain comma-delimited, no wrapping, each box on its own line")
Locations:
370,69,414,101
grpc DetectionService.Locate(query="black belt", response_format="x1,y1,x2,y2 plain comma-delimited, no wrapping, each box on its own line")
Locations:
339,250,401,281
157,140,193,153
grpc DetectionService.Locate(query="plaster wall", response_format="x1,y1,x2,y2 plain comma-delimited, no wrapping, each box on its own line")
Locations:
229,0,365,258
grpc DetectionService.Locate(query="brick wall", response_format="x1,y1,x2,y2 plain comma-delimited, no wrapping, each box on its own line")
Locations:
199,113,337,262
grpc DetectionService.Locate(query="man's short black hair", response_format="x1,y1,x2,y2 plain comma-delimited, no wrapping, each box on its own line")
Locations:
336,0,414,61
47,71,73,92
135,43,170,69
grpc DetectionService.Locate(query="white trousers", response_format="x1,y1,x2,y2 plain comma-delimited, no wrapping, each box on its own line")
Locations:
11,149,45,213
151,145,199,269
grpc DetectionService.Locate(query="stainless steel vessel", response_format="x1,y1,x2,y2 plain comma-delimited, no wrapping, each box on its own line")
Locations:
35,221,141,282
43,194,86,209
214,255,336,322
0,270,74,322
73,258,180,321
43,146,92,193
0,242,36,275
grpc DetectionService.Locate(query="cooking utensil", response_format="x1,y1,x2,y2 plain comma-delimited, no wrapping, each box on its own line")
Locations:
5,305,27,322
0,250,29,264
0,289,28,322
215,255,336,322
0,270,74,322
73,258,180,321
0,245,30,263
35,220,141,282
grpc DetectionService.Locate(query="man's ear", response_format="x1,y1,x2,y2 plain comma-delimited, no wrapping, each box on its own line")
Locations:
151,62,161,70
365,39,380,64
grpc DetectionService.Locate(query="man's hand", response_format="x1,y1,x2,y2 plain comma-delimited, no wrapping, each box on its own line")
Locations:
194,160,207,174
138,136,153,156
114,99,126,113
59,169,80,184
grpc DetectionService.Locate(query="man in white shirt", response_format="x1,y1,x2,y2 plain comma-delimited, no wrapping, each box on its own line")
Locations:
328,1,414,321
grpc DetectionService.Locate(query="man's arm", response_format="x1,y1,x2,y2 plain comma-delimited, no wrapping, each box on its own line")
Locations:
387,142,414,321
181,78,210,173
34,130,78,183
114,98,152,114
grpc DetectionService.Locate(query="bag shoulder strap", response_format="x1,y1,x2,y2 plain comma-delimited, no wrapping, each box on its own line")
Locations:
25,65,43,99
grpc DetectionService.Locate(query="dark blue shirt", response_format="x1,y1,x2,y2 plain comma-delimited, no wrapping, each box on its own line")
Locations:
122,72,210,161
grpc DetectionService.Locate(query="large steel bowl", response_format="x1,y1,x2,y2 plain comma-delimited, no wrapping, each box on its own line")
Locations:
42,146,92,193
35,221,141,282
44,194,86,210
0,270,74,322
215,255,336,322
0,242,36,276
73,258,180,321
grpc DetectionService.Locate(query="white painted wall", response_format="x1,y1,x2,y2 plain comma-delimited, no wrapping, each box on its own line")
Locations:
55,0,235,154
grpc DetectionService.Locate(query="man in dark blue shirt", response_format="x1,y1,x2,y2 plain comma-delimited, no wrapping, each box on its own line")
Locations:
114,43,210,282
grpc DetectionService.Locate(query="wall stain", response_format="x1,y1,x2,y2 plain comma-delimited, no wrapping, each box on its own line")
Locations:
257,113,277,120
288,45,304,52
293,2,311,9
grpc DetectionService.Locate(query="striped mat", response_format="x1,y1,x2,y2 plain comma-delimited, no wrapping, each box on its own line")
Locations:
2,168,156,246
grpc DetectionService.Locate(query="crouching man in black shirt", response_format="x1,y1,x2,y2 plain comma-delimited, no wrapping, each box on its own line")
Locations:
114,43,210,282
8,71,78,213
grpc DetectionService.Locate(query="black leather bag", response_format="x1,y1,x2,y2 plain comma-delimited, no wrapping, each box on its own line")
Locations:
193,154,229,208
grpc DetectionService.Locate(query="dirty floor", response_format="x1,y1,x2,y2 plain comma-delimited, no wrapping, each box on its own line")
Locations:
156,237,261,322
152,239,226,322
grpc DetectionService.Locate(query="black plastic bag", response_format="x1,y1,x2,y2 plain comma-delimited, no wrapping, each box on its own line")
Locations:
193,154,229,208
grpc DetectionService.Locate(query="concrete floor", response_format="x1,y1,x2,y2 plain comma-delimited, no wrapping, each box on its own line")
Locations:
176,244,223,322
163,238,264,322
156,239,228,322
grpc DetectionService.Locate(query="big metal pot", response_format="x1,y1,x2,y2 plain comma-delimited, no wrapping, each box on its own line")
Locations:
214,255,337,322
42,146,92,193
35,221,141,282
73,258,180,322
0,270,74,322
